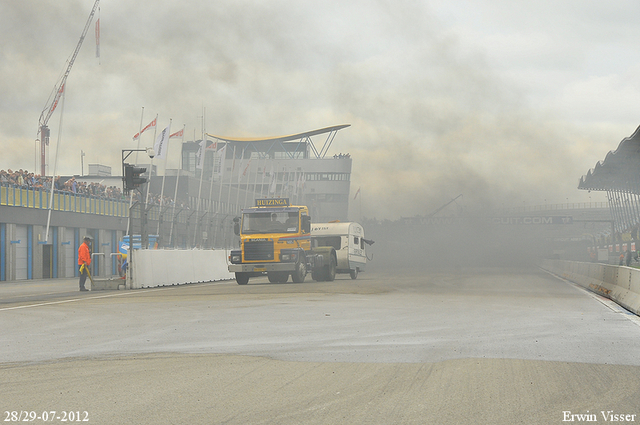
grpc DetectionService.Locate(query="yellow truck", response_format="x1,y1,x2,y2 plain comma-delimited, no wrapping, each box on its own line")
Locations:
228,198,337,285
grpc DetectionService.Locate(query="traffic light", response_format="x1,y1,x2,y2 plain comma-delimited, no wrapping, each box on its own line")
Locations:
123,163,147,193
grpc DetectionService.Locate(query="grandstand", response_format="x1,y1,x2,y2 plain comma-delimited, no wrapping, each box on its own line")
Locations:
579,125,640,257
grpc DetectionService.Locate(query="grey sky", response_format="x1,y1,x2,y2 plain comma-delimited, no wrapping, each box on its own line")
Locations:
1,0,639,218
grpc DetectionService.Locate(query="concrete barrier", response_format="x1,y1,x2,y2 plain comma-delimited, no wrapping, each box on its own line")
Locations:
128,249,235,289
90,278,125,291
541,259,640,316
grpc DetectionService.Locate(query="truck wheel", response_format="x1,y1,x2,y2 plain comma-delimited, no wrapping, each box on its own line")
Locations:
292,261,306,283
268,272,289,283
350,268,358,280
311,270,323,281
235,272,250,285
325,256,336,281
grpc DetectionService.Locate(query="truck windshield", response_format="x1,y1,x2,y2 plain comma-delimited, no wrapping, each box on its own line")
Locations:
242,211,299,234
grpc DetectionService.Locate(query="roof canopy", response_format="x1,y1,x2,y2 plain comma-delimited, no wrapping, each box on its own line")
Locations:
578,125,640,193
206,124,350,159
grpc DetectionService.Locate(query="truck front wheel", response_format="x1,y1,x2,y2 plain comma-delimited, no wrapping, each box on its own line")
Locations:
235,272,250,285
292,261,306,283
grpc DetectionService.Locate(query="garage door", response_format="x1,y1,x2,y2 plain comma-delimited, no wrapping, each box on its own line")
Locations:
62,229,75,278
14,225,27,280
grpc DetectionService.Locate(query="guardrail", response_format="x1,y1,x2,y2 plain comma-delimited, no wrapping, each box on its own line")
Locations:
1,186,192,225
541,259,640,316
502,202,609,214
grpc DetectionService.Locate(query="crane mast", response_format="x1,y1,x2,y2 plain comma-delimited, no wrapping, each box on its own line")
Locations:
37,0,100,177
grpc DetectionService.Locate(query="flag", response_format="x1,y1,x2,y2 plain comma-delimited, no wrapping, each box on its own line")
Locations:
237,148,246,180
169,128,183,139
297,172,303,190
353,187,361,200
242,159,252,177
269,165,276,193
205,141,217,150
133,118,157,140
153,124,171,159
216,144,226,177
196,139,206,169
95,18,100,58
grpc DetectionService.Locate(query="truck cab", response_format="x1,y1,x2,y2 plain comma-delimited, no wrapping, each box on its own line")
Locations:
228,198,336,285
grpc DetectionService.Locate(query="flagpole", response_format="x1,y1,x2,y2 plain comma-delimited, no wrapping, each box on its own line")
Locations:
45,85,66,243
206,141,218,248
268,163,276,196
156,118,172,236
145,113,158,205
194,111,206,247
278,165,286,198
251,152,261,201
169,125,185,247
235,147,245,213
213,142,227,248
243,156,253,208
226,145,236,216
208,145,217,210
127,107,145,237
259,154,268,199
134,107,144,164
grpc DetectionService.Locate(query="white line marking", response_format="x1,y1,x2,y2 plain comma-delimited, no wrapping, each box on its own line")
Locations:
0,280,231,312
542,268,640,328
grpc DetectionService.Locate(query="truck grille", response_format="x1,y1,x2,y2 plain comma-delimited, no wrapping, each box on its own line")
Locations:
244,240,275,261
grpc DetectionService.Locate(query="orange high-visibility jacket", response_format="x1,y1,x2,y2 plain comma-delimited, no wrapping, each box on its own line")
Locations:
78,242,91,266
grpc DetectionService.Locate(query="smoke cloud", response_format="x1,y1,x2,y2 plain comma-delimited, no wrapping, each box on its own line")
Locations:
0,0,632,219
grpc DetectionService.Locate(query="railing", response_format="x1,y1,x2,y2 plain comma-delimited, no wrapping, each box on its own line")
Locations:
0,185,217,227
0,186,129,217
501,202,610,214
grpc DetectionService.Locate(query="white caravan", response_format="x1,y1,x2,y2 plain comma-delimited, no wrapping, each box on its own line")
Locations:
311,222,372,279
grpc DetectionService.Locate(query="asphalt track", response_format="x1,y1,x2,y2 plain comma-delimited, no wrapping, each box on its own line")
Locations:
2,268,640,424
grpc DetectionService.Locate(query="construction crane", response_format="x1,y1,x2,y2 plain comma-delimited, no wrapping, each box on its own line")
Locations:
427,194,463,217
37,0,100,177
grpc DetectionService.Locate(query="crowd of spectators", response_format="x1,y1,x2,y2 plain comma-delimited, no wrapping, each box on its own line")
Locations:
0,169,187,209
0,168,126,200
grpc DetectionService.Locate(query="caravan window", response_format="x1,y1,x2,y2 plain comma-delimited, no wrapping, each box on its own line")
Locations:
315,236,342,250
353,236,359,246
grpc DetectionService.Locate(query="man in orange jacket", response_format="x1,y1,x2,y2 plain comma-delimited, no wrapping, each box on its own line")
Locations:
78,236,92,291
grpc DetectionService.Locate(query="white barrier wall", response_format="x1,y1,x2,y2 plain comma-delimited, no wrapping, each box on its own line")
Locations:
128,249,235,289
541,259,640,316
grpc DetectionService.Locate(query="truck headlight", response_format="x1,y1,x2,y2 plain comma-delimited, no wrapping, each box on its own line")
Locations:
280,251,298,262
230,250,242,263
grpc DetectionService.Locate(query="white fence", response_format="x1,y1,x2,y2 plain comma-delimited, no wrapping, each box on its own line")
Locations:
128,249,234,289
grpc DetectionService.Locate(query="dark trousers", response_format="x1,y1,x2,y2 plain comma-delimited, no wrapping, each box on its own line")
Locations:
79,265,88,289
